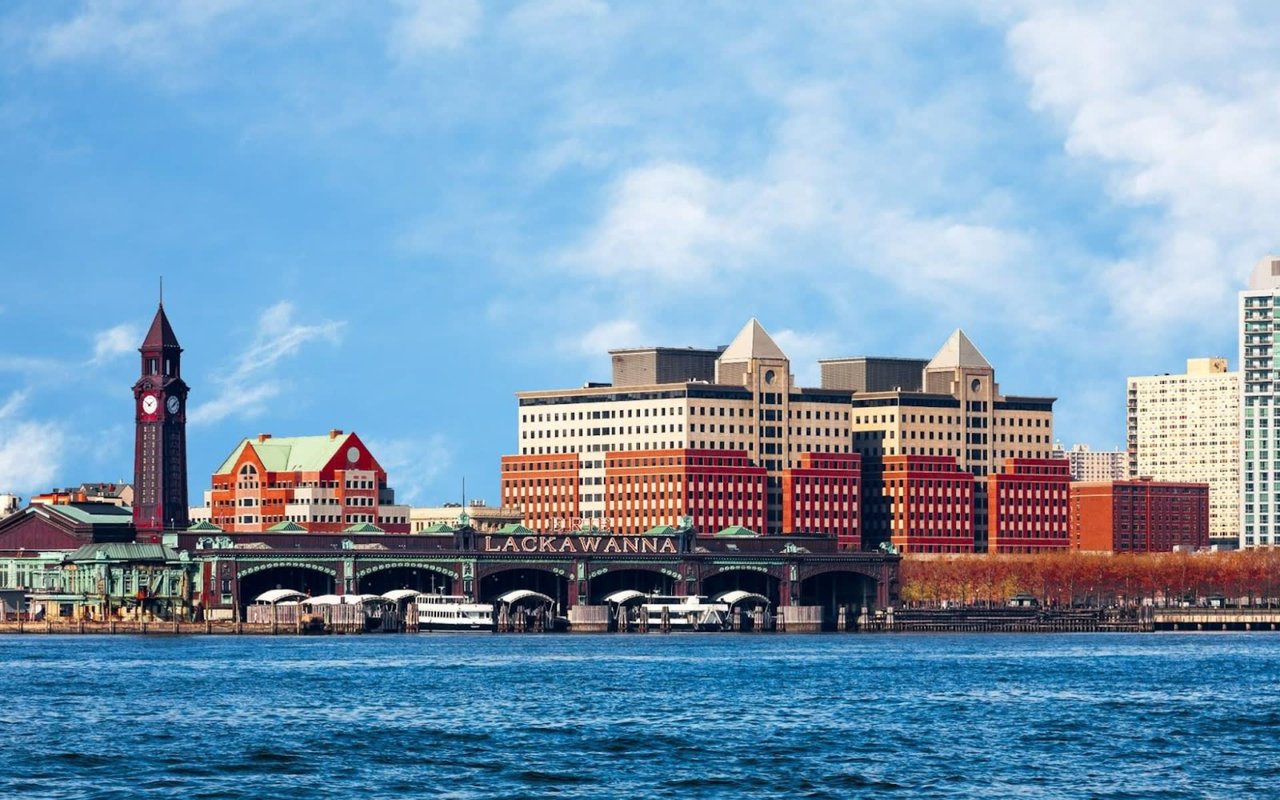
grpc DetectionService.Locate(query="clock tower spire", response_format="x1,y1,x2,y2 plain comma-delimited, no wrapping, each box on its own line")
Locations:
132,300,190,538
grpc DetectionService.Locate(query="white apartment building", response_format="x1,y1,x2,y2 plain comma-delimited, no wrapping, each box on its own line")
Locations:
1127,358,1240,545
1051,443,1127,482
1241,256,1280,548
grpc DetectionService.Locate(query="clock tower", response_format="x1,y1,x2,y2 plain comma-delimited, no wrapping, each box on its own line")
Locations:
132,302,190,536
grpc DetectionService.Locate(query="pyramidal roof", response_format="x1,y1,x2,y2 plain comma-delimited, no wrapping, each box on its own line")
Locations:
718,318,788,363
926,329,992,371
141,304,181,350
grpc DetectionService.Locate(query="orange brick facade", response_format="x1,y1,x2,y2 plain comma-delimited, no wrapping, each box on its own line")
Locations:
1070,479,1210,553
987,458,1070,553
883,455,975,554
208,431,408,534
782,453,860,548
500,454,581,532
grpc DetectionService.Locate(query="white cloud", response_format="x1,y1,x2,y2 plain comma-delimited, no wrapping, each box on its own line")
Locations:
188,301,345,425
561,162,773,281
504,0,612,52
559,82,1065,330
1005,2,1280,335
0,391,65,494
365,434,453,505
389,0,481,60
35,0,253,68
559,319,646,358
89,323,140,365
772,329,840,387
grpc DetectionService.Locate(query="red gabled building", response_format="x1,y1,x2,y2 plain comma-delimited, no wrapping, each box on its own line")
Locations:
988,458,1071,553
203,430,409,534
883,455,975,554
782,452,860,548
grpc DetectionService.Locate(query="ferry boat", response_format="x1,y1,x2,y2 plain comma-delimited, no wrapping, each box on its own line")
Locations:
413,594,494,631
639,595,729,631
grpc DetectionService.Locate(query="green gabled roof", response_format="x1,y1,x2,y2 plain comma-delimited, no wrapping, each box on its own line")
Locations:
214,434,356,475
267,520,308,532
343,522,384,534
49,503,134,526
67,542,179,562
643,525,678,536
496,523,536,535
187,520,224,532
419,522,455,534
715,525,759,537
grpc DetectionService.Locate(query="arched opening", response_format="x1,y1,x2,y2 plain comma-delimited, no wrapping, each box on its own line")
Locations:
359,566,455,596
588,568,675,604
702,569,781,606
239,566,335,611
480,568,568,609
797,570,879,630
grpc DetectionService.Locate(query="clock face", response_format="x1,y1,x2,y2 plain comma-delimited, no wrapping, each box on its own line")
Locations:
346,446,360,464
167,396,180,415
141,395,158,415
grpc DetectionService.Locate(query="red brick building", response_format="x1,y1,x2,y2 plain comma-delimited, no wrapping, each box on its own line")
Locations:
782,453,860,547
883,455,975,554
603,449,766,535
500,454,581,532
1070,479,1210,552
201,430,409,534
987,458,1070,553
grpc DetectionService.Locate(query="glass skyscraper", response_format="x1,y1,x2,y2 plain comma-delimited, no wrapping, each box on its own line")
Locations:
1240,255,1280,548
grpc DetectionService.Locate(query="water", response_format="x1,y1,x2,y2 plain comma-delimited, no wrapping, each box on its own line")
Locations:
0,633,1277,799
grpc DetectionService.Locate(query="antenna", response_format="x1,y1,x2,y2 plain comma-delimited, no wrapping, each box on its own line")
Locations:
159,275,164,307
462,476,466,508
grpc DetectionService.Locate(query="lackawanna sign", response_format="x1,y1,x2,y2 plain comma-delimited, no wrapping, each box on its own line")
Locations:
481,534,679,555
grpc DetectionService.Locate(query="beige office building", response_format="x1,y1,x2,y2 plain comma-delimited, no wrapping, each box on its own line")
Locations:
850,331,1056,474
849,330,1056,549
506,319,857,535
409,502,522,533
1127,357,1240,545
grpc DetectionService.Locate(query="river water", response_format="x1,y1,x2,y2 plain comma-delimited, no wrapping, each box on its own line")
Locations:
0,633,1276,799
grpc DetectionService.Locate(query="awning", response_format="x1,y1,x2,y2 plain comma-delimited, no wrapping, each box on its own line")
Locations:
601,590,647,605
493,589,554,607
712,590,771,609
254,589,307,605
381,589,421,603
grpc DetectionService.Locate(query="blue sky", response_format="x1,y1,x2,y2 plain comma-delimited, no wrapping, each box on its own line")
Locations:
1,1,1278,506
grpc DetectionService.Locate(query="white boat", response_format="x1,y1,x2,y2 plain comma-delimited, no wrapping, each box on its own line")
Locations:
639,595,729,631
413,594,494,631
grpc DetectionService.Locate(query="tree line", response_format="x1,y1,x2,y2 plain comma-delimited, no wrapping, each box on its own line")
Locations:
898,550,1280,608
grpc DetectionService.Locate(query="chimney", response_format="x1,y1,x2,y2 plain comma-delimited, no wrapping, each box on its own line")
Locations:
258,433,272,443
329,429,343,440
